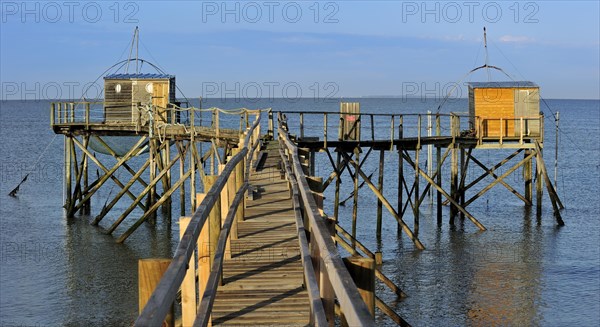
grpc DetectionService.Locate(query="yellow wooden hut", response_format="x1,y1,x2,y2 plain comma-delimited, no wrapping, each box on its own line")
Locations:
468,81,540,138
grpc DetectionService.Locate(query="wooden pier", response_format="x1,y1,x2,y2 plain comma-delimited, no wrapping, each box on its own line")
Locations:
210,141,310,325
53,88,563,326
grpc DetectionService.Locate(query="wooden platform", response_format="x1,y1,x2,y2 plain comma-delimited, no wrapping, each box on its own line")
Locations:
211,141,311,326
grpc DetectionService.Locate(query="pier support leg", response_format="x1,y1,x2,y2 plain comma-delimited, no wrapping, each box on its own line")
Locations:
436,145,442,225
450,145,458,225
535,150,543,217
333,150,342,224
414,148,420,235
376,149,385,240
82,135,90,215
64,135,73,217
352,147,360,248
524,149,533,205
397,147,404,237
459,148,466,220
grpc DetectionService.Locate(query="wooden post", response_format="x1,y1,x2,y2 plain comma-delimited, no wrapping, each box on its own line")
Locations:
459,147,466,220
300,112,304,139
376,149,385,240
450,144,458,224
138,259,174,327
179,217,197,326
218,164,232,260
204,175,222,271
64,136,72,216
196,193,212,326
149,139,157,222
535,150,543,216
397,116,404,236
352,147,360,248
82,135,90,214
414,148,420,235
333,151,342,224
179,143,186,216
524,149,533,204
436,115,442,225
343,256,375,318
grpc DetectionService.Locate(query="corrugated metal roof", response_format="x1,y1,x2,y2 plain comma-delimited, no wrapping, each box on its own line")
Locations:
104,73,175,79
467,81,538,88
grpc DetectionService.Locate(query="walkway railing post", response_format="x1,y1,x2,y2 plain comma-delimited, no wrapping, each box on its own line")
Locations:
138,259,174,327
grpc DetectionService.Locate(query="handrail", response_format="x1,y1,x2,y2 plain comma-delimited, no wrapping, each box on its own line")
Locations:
278,113,374,326
278,143,328,326
134,112,261,326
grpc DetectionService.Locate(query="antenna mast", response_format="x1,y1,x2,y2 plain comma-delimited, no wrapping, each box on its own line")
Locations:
483,27,491,81
125,26,139,74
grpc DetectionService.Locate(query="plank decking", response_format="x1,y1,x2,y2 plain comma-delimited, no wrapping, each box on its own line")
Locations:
211,141,310,326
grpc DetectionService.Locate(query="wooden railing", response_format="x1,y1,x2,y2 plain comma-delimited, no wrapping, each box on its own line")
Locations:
134,112,262,326
50,101,275,138
278,111,544,146
278,112,375,326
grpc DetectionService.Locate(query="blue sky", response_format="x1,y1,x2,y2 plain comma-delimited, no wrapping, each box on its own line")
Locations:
1,1,599,100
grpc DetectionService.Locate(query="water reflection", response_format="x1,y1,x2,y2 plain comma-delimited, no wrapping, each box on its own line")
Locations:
62,212,174,325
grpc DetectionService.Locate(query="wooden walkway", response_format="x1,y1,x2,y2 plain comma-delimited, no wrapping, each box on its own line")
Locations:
211,141,311,326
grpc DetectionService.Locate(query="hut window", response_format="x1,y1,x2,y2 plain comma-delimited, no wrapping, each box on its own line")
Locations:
145,82,153,93
115,84,122,93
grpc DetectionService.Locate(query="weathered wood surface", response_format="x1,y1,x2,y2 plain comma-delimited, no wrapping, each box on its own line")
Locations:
211,141,311,326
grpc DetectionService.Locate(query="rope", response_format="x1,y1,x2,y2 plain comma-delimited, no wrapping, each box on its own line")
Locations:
8,134,59,196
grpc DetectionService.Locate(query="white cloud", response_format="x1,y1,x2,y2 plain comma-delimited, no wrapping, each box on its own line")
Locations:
499,35,535,44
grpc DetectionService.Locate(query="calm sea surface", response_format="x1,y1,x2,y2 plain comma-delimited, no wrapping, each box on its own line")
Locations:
1,98,599,326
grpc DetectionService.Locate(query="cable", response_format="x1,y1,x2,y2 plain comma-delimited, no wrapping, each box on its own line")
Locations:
8,134,59,196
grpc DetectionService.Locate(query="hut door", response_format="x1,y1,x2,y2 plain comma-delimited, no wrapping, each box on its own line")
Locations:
514,89,540,136
152,82,168,123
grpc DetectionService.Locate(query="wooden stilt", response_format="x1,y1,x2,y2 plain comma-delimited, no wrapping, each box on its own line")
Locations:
450,144,458,225
351,147,360,249
334,150,342,224
436,145,443,225
64,135,72,216
82,135,90,215
149,139,157,223
414,148,420,235
524,149,533,204
376,150,384,240
397,116,404,236
459,147,466,220
178,142,186,216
